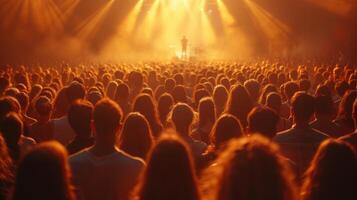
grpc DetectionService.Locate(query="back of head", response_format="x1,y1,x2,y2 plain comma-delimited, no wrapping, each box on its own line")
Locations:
210,114,243,148
115,83,130,100
93,98,122,137
171,103,194,135
120,112,153,159
226,84,253,126
0,112,23,149
134,133,200,200
133,94,157,122
172,85,187,103
35,96,53,117
213,85,228,107
266,92,282,112
244,79,261,101
284,81,299,101
202,135,297,200
15,92,29,113
0,96,21,118
128,71,144,89
302,139,357,200
12,141,74,200
68,100,93,137
66,81,85,103
248,106,280,139
291,92,315,122
338,90,357,119
198,97,216,126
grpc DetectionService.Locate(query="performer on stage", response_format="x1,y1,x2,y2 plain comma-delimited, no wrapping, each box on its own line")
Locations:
181,36,188,59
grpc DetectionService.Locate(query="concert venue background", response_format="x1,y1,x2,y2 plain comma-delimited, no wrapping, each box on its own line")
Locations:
0,0,357,63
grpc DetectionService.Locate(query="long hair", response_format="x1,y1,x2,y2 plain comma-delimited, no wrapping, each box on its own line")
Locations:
132,134,201,200
119,112,154,160
133,94,163,137
210,114,243,150
225,84,253,127
301,139,357,200
11,141,76,200
201,135,298,200
157,93,174,126
337,90,357,120
0,134,14,199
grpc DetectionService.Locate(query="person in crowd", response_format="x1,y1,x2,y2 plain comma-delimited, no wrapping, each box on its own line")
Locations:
247,106,280,139
192,97,216,144
340,99,357,150
69,98,144,200
310,95,342,138
225,84,253,128
274,92,329,177
115,83,131,118
29,96,54,142
333,90,357,136
66,100,95,155
52,81,86,145
133,94,163,138
199,114,244,169
119,112,154,160
212,85,228,117
10,141,76,200
244,79,261,104
157,93,174,126
0,134,14,200
201,135,298,200
171,103,207,157
301,139,357,200
266,92,291,131
281,81,299,119
132,134,201,200
0,112,36,162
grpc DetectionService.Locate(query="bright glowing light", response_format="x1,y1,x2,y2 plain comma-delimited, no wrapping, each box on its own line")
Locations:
75,0,115,41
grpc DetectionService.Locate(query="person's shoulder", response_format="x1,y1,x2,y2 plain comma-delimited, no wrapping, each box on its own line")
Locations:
310,128,330,140
115,150,145,168
340,132,357,142
20,135,36,145
69,148,91,164
274,128,295,142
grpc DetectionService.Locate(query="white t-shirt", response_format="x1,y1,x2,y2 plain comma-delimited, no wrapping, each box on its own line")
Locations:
69,148,145,200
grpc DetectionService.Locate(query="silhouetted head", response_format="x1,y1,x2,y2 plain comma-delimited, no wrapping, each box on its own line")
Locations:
302,139,357,200
119,112,153,160
11,141,75,200
158,93,174,125
202,135,297,200
266,92,282,113
171,103,194,136
248,106,280,139
198,97,216,128
93,98,122,144
291,92,315,124
210,114,243,149
0,96,21,118
225,84,253,127
66,81,85,103
337,90,357,120
133,134,200,200
213,85,228,110
244,79,261,102
68,100,93,138
34,96,52,119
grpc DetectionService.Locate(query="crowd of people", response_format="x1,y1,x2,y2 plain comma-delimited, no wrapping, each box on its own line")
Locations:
0,61,356,200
